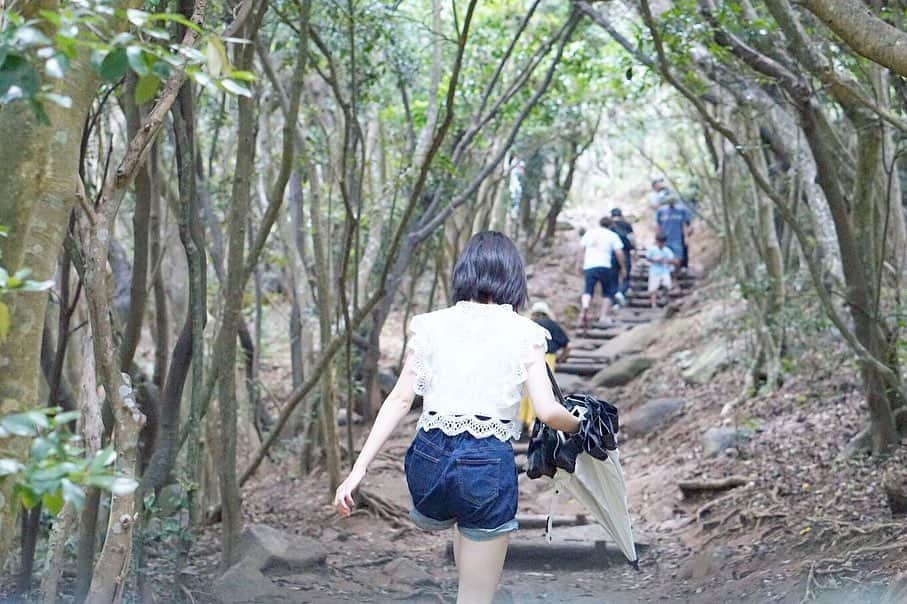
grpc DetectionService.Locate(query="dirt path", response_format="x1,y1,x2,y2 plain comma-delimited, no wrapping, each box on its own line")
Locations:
196,220,905,604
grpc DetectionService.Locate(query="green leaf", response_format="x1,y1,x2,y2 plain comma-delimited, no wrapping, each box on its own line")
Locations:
45,55,66,78
229,70,255,82
0,458,23,477
99,48,129,82
88,448,117,474
0,302,8,343
134,74,160,104
61,478,85,510
126,46,149,77
221,79,251,98
0,412,46,437
17,485,40,509
42,489,64,515
31,436,54,461
126,9,150,26
86,474,114,490
14,27,51,47
144,28,170,41
148,13,202,33
20,279,54,292
205,38,228,77
53,411,80,426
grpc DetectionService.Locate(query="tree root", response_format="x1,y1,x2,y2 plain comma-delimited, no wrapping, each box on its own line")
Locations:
678,476,749,498
358,489,409,524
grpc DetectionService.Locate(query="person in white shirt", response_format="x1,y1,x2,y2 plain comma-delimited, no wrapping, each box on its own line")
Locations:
334,231,580,604
575,216,626,328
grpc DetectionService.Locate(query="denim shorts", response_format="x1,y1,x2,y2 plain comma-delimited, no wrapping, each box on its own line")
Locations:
404,428,518,541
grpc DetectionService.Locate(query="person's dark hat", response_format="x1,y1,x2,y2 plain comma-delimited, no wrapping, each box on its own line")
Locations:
610,208,622,217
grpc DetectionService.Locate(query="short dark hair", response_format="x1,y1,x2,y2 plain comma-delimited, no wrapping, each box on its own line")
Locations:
451,231,529,309
599,216,613,228
656,233,667,242
610,208,622,217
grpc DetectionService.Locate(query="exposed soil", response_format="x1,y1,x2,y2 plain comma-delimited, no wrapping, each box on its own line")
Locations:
176,207,906,604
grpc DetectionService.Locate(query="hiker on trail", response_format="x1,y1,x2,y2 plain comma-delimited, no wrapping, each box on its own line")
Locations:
517,301,570,431
334,231,581,604
609,208,635,300
655,194,693,273
646,233,679,309
648,177,674,216
576,216,626,328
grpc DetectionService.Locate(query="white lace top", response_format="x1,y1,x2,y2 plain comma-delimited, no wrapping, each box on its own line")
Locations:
406,300,550,441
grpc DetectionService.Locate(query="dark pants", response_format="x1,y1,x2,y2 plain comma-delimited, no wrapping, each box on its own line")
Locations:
583,266,617,298
619,254,632,295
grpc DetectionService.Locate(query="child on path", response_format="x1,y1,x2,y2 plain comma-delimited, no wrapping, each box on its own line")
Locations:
576,216,626,328
334,232,580,604
646,233,679,308
517,301,570,431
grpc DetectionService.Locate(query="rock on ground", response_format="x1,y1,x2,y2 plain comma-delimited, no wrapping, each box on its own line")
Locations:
595,322,662,361
622,398,685,437
212,524,329,603
682,339,733,385
592,355,655,388
702,427,752,458
212,564,287,604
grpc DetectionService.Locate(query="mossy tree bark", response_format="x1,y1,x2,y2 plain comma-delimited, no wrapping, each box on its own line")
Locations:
0,3,100,559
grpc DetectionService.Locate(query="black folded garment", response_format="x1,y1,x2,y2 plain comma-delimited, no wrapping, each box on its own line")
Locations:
526,420,558,479
526,393,620,478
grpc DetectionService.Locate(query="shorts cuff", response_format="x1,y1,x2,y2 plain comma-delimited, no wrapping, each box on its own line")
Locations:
458,518,519,542
409,507,456,531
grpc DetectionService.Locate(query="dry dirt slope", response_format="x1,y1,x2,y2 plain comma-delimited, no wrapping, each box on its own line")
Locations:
191,219,906,604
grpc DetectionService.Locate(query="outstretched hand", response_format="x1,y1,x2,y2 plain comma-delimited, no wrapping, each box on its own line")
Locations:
333,467,366,517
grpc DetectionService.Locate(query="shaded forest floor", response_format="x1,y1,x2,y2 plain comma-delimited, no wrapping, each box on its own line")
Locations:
169,211,907,603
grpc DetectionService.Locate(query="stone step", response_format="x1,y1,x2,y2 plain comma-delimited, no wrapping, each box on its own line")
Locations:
555,363,600,377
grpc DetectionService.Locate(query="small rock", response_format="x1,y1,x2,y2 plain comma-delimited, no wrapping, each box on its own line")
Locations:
883,474,907,516
336,408,363,426
212,564,286,603
240,524,328,575
678,546,732,581
555,220,575,231
591,355,655,388
682,339,734,384
622,398,685,437
702,427,752,458
383,558,436,587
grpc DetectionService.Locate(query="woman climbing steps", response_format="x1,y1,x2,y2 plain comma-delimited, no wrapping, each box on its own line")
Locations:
333,232,580,604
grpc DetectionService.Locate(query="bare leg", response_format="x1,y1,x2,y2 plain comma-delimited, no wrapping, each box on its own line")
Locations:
598,297,613,324
580,293,591,328
456,534,509,604
453,530,462,567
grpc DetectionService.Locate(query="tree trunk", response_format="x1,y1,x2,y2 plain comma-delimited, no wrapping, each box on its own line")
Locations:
40,503,74,604
215,30,259,566
0,44,99,562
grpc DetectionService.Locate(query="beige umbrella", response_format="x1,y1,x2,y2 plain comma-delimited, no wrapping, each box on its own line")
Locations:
552,448,638,566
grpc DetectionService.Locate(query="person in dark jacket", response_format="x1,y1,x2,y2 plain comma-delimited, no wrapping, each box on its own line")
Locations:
518,301,570,430
609,208,635,300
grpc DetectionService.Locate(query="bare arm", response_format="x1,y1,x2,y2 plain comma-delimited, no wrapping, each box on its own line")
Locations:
525,351,580,433
334,356,418,515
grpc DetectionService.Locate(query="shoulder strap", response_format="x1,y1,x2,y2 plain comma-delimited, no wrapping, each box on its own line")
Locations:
546,363,566,405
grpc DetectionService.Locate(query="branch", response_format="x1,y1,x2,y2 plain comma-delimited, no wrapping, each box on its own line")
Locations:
636,0,907,406
796,0,907,79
